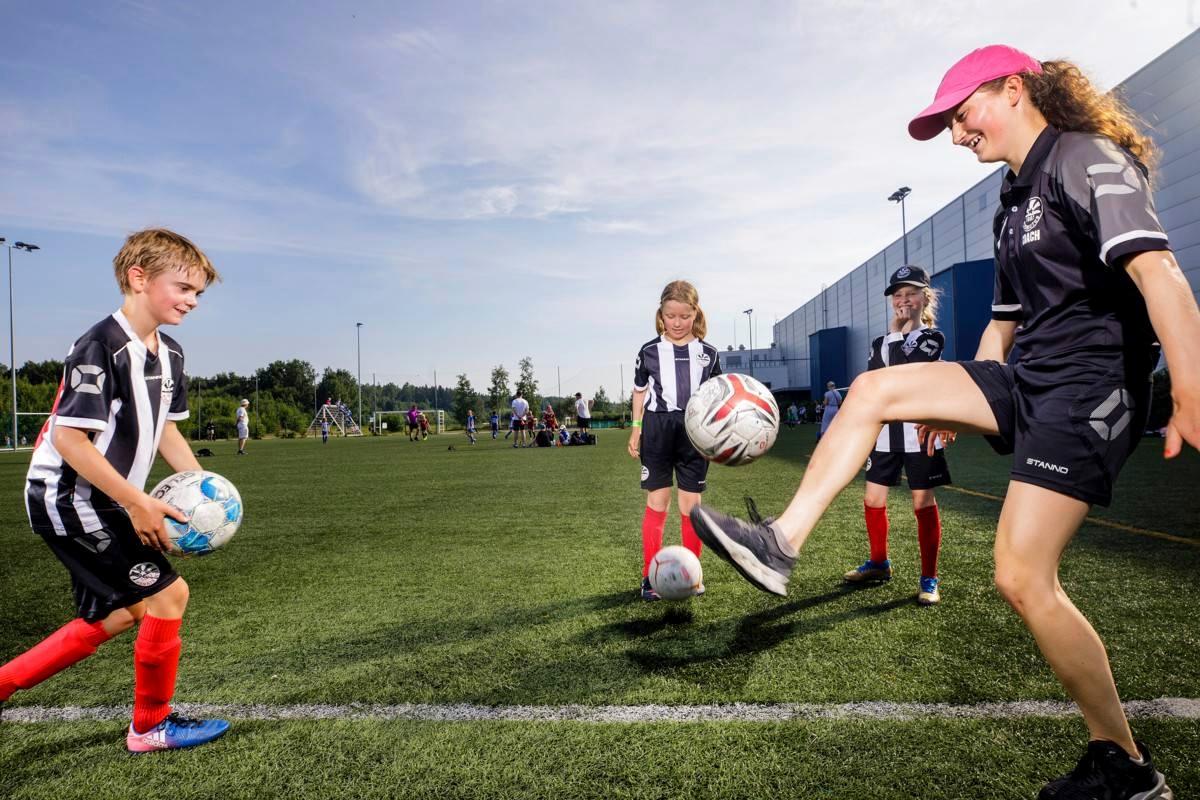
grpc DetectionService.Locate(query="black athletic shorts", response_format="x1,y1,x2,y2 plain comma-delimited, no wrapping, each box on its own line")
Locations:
35,511,179,622
865,449,951,490
959,354,1155,507
578,418,591,430
640,411,709,493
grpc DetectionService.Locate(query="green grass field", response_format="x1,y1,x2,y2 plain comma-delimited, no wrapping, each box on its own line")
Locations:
1,429,1198,799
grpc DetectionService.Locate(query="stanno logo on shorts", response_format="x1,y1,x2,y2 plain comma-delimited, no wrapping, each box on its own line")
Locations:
129,562,161,587
865,457,872,472
1026,457,1069,475
640,466,649,481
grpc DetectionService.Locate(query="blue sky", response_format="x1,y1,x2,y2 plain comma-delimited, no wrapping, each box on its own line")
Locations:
1,1,1193,399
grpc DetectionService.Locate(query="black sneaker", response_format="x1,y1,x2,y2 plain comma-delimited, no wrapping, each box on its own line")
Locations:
1039,740,1172,799
640,577,660,601
689,506,795,596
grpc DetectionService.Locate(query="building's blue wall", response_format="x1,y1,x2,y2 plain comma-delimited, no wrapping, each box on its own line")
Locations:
808,327,849,392
772,29,1200,390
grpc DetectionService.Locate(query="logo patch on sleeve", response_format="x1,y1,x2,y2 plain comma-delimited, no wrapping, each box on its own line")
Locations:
70,365,106,395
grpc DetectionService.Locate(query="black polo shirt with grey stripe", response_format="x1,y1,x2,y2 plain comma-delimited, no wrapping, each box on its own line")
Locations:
26,310,189,536
633,337,722,413
992,126,1168,367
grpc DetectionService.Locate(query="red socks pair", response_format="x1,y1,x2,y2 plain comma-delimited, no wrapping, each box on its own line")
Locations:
864,502,942,577
0,613,182,734
641,507,703,576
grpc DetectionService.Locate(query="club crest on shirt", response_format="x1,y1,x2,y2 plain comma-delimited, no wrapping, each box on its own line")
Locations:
1023,197,1043,231
161,376,175,399
696,352,710,366
1022,197,1044,245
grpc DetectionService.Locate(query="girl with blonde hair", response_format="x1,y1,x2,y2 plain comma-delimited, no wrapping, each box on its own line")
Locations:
628,280,723,600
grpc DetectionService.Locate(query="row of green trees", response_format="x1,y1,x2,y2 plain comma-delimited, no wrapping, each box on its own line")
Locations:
0,356,627,440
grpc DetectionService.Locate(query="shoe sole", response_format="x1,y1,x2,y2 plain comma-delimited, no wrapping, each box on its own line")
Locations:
690,508,788,596
843,572,892,583
127,726,229,753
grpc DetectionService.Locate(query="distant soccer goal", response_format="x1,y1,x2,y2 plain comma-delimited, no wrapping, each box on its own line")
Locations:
372,409,445,435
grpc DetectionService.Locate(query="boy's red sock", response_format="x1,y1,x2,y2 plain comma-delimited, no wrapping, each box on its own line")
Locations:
680,515,702,560
915,504,942,578
641,507,667,577
132,615,183,733
0,618,112,702
864,503,889,563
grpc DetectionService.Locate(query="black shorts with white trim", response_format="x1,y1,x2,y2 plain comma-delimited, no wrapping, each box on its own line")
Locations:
639,411,709,493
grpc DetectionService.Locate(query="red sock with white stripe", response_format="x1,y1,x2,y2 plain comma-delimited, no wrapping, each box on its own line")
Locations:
915,504,942,578
641,507,667,577
0,618,113,701
132,615,182,733
864,503,889,563
680,515,702,559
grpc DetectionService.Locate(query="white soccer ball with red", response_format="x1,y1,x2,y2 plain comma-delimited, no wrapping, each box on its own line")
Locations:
648,545,703,600
684,373,780,466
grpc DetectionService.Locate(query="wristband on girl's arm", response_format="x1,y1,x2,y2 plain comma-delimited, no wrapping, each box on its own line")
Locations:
631,420,642,428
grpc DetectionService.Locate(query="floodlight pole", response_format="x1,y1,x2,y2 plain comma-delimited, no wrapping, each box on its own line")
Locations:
889,186,911,263
743,308,754,379
355,322,363,428
3,240,39,450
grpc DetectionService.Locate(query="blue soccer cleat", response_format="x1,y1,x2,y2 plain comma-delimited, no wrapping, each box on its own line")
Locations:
918,575,941,605
127,712,230,753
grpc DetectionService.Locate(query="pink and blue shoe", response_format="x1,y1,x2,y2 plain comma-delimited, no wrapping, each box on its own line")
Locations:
127,712,230,753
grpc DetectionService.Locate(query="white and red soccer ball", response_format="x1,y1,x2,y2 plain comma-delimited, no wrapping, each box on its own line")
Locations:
648,545,703,600
684,373,780,466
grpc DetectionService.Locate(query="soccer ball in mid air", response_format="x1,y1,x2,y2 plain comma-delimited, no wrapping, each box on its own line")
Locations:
648,545,703,600
684,373,780,466
149,470,244,555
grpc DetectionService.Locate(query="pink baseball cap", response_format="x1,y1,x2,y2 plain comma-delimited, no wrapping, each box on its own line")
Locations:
908,45,1042,141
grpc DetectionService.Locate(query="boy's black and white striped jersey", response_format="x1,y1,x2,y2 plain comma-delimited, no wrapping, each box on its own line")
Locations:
26,310,189,536
868,327,945,454
633,337,722,412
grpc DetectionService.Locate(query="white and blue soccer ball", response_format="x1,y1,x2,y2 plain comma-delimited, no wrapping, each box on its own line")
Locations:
648,545,703,600
684,373,780,466
149,470,244,556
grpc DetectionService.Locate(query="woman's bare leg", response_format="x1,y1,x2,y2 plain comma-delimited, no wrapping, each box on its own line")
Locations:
994,481,1138,756
776,362,999,550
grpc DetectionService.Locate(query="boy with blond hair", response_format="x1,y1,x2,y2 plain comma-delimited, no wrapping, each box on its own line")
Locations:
0,228,230,751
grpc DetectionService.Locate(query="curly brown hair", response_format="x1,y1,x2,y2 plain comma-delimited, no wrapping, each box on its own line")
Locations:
982,60,1157,174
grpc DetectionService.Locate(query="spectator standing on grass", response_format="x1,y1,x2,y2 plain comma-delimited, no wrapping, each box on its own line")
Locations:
575,392,592,436
511,391,530,448
235,399,250,455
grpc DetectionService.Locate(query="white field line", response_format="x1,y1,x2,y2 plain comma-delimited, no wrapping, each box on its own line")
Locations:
6,698,1200,724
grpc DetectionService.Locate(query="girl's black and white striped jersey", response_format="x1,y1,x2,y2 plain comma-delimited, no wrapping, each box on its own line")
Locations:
868,327,945,453
25,310,190,536
633,337,722,412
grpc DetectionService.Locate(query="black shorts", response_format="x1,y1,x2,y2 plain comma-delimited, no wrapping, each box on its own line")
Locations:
35,512,179,622
640,411,709,493
578,418,591,430
513,419,526,431
959,356,1154,507
865,449,951,490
